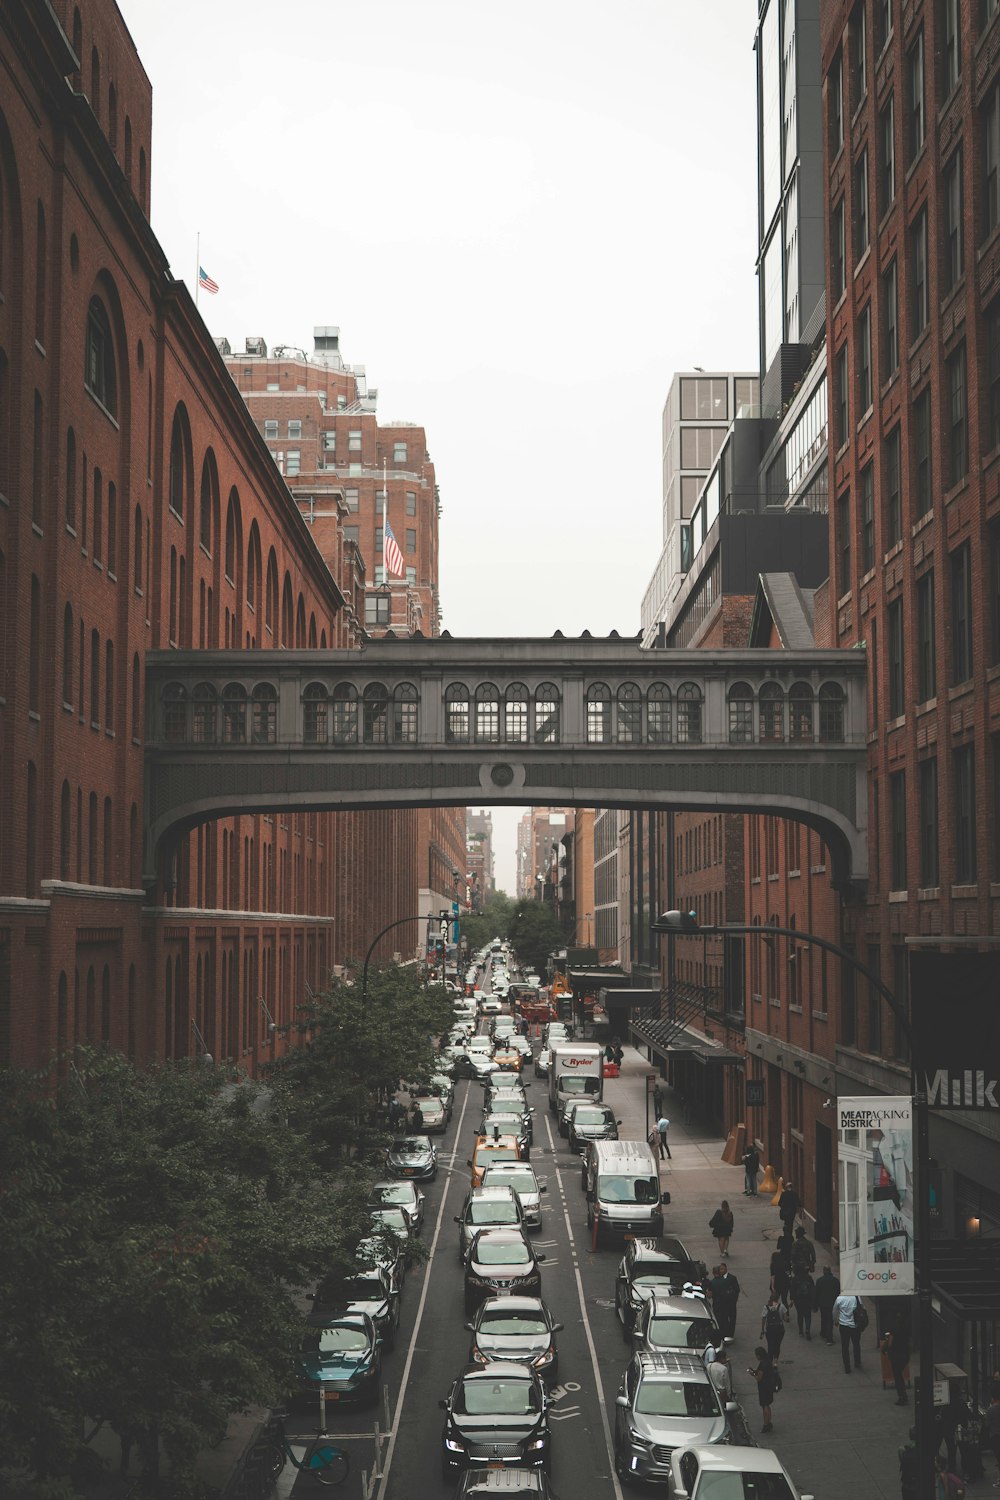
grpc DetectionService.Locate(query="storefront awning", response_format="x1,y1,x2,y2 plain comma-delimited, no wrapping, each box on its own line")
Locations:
629,1015,742,1066
598,987,661,1010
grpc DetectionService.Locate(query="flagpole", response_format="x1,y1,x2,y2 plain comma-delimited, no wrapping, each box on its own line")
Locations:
382,458,387,586
195,231,200,308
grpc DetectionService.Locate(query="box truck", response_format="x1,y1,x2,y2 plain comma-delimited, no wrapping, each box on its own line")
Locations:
548,1041,603,1134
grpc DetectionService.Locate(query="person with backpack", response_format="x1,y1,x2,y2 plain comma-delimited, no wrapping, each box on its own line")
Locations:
791,1267,815,1339
934,1454,967,1499
777,1180,802,1235
760,1292,788,1363
833,1290,867,1373
750,1345,780,1433
790,1224,816,1275
708,1200,734,1257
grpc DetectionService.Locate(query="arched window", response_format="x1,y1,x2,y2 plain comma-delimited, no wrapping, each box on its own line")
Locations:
281,574,294,645
221,683,247,743
138,148,147,207
168,406,191,518
475,684,500,743
87,791,97,884
728,682,753,743
759,682,785,741
789,683,814,742
104,640,114,730
265,550,278,635
65,427,77,529
246,522,261,611
363,682,389,744
90,46,100,117
107,481,117,574
534,683,560,744
445,683,471,743
35,203,46,345
394,683,418,743
85,297,116,414
647,683,672,743
251,682,277,744
308,613,317,648
107,83,117,149
332,683,358,744
63,603,74,705
133,503,142,588
124,116,132,180
819,682,846,742
225,488,241,583
295,594,306,648
199,451,217,555
303,682,328,744
163,682,187,742
60,780,71,880
676,682,703,744
505,683,528,743
131,653,141,740
129,804,138,888
586,684,611,744
192,683,218,743
28,576,41,713
617,682,641,744
103,797,112,885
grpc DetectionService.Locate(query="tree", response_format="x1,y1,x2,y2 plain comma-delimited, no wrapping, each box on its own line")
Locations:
459,892,515,955
507,900,569,975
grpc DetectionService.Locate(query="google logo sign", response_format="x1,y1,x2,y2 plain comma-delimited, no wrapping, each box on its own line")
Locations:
856,1269,898,1283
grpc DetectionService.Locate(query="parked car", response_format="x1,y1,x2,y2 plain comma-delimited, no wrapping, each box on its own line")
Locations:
368,1180,425,1235
439,1361,551,1481
667,1445,815,1500
466,1295,563,1381
534,1047,551,1079
409,1093,448,1134
612,1352,734,1487
615,1237,701,1334
479,1162,547,1231
565,1101,620,1155
385,1134,438,1180
469,1133,525,1187
297,1310,382,1409
366,1205,413,1259
630,1289,721,1357
355,1231,406,1297
455,1184,526,1261
309,1264,400,1349
430,1073,456,1115
464,1227,545,1313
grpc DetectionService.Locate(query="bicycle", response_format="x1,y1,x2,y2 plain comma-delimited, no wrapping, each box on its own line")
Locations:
258,1410,350,1487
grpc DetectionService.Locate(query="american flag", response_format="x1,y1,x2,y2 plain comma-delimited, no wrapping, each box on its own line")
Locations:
383,517,404,577
198,265,219,295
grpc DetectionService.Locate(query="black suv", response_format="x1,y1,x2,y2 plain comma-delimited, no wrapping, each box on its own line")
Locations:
565,1101,620,1155
614,1236,701,1334
465,1228,545,1314
439,1361,551,1481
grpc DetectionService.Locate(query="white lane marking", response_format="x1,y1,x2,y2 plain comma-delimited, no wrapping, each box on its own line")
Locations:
543,1112,624,1500
375,1077,472,1497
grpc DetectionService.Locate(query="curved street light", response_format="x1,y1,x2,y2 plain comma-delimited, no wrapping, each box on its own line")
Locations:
361,911,455,1004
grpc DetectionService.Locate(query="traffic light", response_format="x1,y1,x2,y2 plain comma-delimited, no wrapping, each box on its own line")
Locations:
656,909,700,933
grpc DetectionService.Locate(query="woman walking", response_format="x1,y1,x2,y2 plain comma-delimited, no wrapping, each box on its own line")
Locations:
750,1345,780,1434
761,1292,789,1363
769,1246,791,1309
708,1200,734,1257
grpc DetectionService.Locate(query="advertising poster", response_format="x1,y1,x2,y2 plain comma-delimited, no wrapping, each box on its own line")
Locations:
837,1096,914,1296
910,950,1000,1109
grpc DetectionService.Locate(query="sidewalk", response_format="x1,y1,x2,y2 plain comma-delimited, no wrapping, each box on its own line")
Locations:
604,1043,919,1500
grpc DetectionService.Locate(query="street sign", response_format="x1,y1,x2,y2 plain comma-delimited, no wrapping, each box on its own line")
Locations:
645,1074,658,1095
746,1080,765,1107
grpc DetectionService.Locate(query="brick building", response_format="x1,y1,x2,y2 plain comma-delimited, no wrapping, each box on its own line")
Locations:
0,0,463,1075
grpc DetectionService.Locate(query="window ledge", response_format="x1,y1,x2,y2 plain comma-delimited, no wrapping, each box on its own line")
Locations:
888,889,909,903
768,997,781,1008
108,571,116,583
63,701,73,714
837,588,853,608
751,992,763,1004
93,559,103,572
789,1004,803,1015
28,709,40,723
854,245,872,279
812,1010,829,1021
944,475,970,506
937,81,962,124
751,876,762,885
789,869,801,879
951,884,978,898
948,681,974,702
904,141,927,186
883,539,904,564
911,509,934,537
880,368,900,398
918,887,940,901
767,873,780,882
65,523,77,538
886,713,906,730
860,566,876,588
84,386,120,428
199,543,212,561
34,339,46,357
915,696,937,715
908,324,932,360
856,405,875,435
31,522,43,538
810,865,827,874
940,276,966,319
168,507,184,525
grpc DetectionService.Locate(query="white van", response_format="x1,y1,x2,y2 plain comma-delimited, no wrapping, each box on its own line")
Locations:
583,1139,670,1245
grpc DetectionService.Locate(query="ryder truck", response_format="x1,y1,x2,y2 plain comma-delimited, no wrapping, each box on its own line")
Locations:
548,1041,604,1135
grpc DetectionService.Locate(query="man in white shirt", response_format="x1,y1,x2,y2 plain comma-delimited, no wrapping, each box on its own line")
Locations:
706,1346,731,1401
833,1291,864,1374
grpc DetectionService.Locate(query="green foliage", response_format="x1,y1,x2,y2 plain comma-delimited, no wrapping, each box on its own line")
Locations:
506,900,570,974
459,892,515,955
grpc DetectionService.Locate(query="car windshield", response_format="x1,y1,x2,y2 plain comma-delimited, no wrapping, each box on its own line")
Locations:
634,1379,719,1418
484,1116,521,1133
369,1209,408,1233
346,1275,385,1301
485,1171,536,1195
598,1174,660,1204
572,1108,608,1125
372,1185,413,1205
412,1097,439,1110
304,1325,370,1354
648,1315,718,1347
469,1201,519,1224
457,1378,540,1416
693,1477,797,1500
391,1138,428,1152
476,1239,531,1265
633,1271,680,1288
478,1310,548,1336
477,1147,518,1165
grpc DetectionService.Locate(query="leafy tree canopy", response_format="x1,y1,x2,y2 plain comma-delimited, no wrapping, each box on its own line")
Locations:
506,901,570,975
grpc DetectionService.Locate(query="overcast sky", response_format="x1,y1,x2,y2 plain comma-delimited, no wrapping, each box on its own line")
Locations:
121,0,761,893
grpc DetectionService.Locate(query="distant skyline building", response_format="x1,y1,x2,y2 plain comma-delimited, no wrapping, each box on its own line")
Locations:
466,810,495,910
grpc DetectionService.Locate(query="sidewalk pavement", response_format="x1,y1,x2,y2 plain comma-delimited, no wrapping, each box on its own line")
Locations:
604,1042,920,1500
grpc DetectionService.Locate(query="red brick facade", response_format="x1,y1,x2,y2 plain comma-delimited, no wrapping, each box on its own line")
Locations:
0,0,464,1075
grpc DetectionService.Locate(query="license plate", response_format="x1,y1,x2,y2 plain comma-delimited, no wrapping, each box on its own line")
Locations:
325,1392,340,1400
487,1462,504,1469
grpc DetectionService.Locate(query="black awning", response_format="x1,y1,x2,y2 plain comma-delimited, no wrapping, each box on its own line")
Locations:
629,1017,741,1066
930,1238,1000,1318
599,987,661,1009
567,969,631,991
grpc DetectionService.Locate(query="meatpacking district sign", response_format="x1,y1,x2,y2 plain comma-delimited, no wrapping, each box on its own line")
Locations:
837,1097,914,1296
909,950,1000,1110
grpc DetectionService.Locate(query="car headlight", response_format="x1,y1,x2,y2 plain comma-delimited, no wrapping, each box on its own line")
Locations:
527,1437,547,1451
466,1275,486,1287
532,1348,554,1366
471,1348,489,1364
445,1436,466,1452
628,1428,650,1447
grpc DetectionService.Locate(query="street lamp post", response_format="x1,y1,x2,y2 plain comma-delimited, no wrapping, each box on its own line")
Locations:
651,911,935,1500
360,911,454,1004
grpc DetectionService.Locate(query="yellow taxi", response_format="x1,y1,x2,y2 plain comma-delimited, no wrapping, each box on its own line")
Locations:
491,1045,523,1073
467,1133,524,1187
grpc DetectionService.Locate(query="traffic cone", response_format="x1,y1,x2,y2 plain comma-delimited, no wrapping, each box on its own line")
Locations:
758,1161,778,1195
771,1174,785,1206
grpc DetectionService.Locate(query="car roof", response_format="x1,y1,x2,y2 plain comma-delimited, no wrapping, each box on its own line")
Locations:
467,1184,518,1201
482,1162,539,1180
471,1226,530,1245
629,1236,694,1263
474,1134,520,1150
634,1351,710,1380
645,1290,711,1315
460,1360,538,1381
477,1295,546,1314
679,1445,788,1475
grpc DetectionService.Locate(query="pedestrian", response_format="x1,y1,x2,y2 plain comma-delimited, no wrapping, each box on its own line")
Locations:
769,1247,791,1309
777,1180,802,1236
790,1224,816,1275
657,1115,672,1161
937,1396,971,1476
706,1345,732,1401
760,1292,788,1363
708,1200,734,1257
604,1041,616,1064
833,1289,865,1374
881,1313,911,1406
743,1143,760,1196
791,1267,815,1339
613,1044,624,1069
709,1262,741,1340
899,1429,919,1500
410,1101,424,1131
982,1389,1000,1488
934,1454,967,1500
647,1124,660,1156
653,1082,664,1117
749,1345,780,1434
814,1264,840,1344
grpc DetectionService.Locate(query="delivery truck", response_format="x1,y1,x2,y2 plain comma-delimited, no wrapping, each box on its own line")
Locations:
548,1041,603,1135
